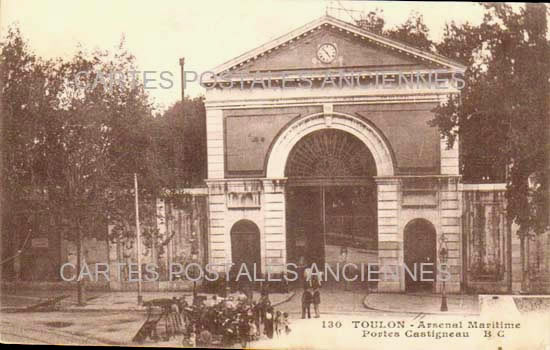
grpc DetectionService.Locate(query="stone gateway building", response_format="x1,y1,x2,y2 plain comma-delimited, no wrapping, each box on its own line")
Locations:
200,15,528,294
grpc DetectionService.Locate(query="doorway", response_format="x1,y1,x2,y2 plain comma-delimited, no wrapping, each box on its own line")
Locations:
404,219,437,292
230,220,261,281
284,129,378,271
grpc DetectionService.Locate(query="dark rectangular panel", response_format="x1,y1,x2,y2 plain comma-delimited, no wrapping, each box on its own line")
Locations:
224,106,322,175
225,114,297,173
336,103,439,173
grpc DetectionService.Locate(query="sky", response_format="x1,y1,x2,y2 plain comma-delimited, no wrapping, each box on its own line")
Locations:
1,0,493,111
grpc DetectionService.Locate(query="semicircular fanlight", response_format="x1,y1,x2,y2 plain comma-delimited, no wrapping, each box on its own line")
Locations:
285,129,376,178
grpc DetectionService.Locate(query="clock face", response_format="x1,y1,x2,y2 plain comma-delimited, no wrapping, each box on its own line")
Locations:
317,43,337,63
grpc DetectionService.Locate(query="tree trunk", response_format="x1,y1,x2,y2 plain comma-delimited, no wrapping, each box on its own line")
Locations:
76,220,84,305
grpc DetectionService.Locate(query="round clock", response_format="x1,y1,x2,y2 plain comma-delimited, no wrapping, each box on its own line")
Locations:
317,43,337,63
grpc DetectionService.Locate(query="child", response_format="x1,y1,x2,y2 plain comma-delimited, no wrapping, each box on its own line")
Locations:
283,312,291,334
248,319,258,342
274,310,282,337
184,331,196,347
301,288,312,319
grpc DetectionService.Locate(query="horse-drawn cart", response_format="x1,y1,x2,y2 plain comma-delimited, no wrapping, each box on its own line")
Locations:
133,298,184,343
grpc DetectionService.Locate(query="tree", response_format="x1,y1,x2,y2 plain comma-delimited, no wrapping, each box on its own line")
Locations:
433,3,549,232
53,43,163,303
1,28,168,303
1,27,65,280
355,9,385,35
356,10,433,51
433,19,509,183
431,4,549,289
385,12,433,51
1,27,204,301
154,97,207,187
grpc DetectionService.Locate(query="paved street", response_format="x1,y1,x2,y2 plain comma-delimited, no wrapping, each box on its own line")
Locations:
365,292,480,315
277,286,367,316
0,288,295,346
0,311,129,345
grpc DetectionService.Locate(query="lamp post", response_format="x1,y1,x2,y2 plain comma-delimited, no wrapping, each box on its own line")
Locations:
439,234,449,312
340,246,349,290
134,173,143,305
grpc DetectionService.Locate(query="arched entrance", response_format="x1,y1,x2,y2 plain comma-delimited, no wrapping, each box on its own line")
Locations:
230,220,261,281
285,129,378,270
404,219,437,292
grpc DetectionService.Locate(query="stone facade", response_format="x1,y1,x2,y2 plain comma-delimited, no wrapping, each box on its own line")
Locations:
200,15,481,293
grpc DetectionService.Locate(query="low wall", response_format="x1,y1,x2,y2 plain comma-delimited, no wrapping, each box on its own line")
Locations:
109,280,195,292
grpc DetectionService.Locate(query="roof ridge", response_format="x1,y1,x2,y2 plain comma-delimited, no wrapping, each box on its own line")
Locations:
210,14,466,75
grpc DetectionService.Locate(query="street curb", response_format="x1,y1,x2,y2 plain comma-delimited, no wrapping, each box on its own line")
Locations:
362,293,480,316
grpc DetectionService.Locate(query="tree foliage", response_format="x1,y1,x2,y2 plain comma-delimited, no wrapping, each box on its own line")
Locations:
431,3,550,235
0,28,199,298
152,97,207,188
385,12,433,51
356,9,386,35
356,10,433,51
1,26,209,284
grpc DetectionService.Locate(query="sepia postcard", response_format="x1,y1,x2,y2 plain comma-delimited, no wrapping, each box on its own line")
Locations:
1,1,549,349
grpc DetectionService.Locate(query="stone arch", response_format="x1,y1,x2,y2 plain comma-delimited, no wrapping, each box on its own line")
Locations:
266,112,395,178
285,129,377,178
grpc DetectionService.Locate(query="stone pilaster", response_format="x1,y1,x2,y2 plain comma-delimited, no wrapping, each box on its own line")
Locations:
206,109,224,179
437,176,461,293
262,179,287,274
510,223,523,293
375,177,402,292
205,181,229,272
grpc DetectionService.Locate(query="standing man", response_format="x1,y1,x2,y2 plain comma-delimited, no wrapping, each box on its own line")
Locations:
301,287,312,319
312,274,321,318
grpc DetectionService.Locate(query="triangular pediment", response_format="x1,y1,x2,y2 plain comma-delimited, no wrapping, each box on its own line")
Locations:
211,15,465,76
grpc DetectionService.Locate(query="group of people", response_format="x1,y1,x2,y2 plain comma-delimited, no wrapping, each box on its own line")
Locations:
179,289,291,347
135,266,328,346
301,266,322,319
